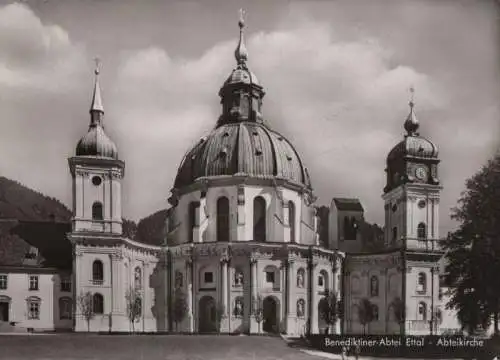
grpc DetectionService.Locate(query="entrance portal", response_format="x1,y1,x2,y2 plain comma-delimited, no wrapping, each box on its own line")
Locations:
0,302,8,322
198,296,216,333
263,296,279,333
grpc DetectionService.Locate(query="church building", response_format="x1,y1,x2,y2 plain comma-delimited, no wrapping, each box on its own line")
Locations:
0,13,461,336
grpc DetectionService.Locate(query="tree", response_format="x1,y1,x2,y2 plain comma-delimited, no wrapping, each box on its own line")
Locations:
125,287,142,333
252,294,264,334
358,298,374,335
172,288,188,331
215,302,226,334
77,291,94,332
392,297,405,335
442,154,500,334
318,290,340,334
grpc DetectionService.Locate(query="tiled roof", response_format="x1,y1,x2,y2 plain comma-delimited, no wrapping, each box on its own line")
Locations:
333,198,364,212
0,220,72,270
174,122,311,190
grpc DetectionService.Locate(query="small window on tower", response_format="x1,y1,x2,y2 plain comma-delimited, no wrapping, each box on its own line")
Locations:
92,176,102,186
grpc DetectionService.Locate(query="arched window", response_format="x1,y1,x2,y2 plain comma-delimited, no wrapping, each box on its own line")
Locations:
188,202,199,243
417,272,426,293
92,202,103,220
417,223,427,240
92,260,103,283
417,302,427,321
370,276,379,297
134,267,142,289
59,297,72,320
296,268,305,288
253,196,266,242
216,197,230,242
318,270,329,292
93,293,104,314
288,201,296,243
392,227,398,244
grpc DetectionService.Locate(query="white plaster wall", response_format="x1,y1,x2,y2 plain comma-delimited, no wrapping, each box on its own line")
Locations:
172,184,315,245
0,272,72,331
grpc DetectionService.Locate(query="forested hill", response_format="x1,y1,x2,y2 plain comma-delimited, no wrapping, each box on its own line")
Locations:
0,176,71,221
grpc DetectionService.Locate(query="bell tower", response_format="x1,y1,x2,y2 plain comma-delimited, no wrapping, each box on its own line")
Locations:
382,88,444,335
382,88,441,250
68,60,125,235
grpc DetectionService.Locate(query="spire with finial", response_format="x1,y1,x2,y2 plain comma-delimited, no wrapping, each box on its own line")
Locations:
404,86,419,136
234,9,248,67
90,57,104,125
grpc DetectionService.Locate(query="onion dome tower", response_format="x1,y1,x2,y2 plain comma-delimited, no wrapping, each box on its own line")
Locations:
68,60,124,235
75,61,118,159
173,11,312,192
384,88,440,194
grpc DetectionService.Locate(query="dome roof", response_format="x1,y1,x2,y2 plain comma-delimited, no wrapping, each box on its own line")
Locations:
174,122,311,189
387,97,438,161
76,125,118,159
74,61,119,160
387,135,438,161
223,67,260,87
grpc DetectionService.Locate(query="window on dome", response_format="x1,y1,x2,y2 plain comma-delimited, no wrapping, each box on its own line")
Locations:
253,196,266,242
288,201,296,243
216,197,230,242
92,202,103,221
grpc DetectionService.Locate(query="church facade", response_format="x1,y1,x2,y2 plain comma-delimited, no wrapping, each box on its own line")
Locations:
0,14,464,336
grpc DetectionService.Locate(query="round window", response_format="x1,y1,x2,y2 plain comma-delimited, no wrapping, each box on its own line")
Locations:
418,200,426,209
92,176,102,186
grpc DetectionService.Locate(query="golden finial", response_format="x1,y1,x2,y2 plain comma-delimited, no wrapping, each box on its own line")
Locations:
235,9,248,66
404,85,419,135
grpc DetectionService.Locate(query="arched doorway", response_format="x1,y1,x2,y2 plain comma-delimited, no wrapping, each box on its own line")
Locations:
263,296,279,333
198,296,216,333
318,298,328,334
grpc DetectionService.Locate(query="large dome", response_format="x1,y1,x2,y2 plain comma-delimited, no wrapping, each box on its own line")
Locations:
174,122,311,190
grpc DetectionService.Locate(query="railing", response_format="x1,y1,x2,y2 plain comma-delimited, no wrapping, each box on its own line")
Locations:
406,238,442,252
91,279,103,286
406,320,439,333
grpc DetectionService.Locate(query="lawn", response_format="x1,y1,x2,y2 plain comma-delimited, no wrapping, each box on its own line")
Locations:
0,334,327,360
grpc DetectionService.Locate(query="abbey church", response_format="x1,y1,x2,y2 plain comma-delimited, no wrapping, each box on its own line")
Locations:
0,15,460,336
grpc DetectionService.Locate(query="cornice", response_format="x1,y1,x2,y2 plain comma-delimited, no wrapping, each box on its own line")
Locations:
172,175,313,199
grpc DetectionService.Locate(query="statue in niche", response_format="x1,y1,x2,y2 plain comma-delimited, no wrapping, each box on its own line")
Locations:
134,267,142,289
234,270,244,287
234,298,243,317
175,271,183,288
297,271,305,288
297,299,305,317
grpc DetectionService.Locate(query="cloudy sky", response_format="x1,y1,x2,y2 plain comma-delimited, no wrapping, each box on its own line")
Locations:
0,0,498,236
